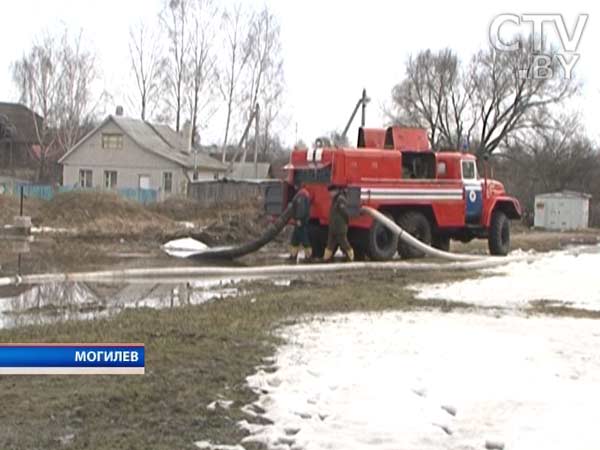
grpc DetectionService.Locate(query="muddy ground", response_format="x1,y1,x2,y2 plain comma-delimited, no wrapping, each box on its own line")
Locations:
1,193,600,449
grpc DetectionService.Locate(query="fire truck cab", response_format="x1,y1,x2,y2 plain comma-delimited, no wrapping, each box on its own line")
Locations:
268,126,521,260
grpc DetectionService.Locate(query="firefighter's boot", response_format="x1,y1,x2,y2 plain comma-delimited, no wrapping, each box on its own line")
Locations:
323,248,333,262
288,246,299,262
303,246,313,262
346,248,355,262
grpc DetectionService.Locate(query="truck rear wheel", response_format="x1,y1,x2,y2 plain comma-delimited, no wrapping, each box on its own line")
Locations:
488,210,510,256
367,213,398,261
397,211,432,259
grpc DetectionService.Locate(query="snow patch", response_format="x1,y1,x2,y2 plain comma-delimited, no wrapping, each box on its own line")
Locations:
162,237,209,258
245,311,600,450
30,226,72,234
412,246,600,310
207,399,234,411
194,440,244,450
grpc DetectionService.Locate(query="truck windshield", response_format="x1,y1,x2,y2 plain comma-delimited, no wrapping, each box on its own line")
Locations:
293,166,331,184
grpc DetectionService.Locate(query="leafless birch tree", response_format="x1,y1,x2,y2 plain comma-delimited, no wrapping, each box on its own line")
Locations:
128,22,163,121
160,0,191,132
12,30,100,181
186,0,219,147
218,4,252,161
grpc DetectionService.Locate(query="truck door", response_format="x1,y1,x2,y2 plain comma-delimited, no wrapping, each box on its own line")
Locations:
462,160,482,223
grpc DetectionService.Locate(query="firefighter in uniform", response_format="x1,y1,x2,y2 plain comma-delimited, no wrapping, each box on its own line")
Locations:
323,186,354,262
289,185,312,262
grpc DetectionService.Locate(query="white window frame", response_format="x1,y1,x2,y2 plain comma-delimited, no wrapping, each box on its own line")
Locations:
162,171,173,193
138,174,151,190
104,170,118,189
101,133,123,150
79,169,93,188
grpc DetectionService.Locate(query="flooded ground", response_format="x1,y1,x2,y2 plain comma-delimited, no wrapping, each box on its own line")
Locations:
0,234,286,330
0,278,254,330
2,229,600,333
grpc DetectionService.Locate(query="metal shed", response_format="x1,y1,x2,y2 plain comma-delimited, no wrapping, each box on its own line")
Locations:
534,191,591,230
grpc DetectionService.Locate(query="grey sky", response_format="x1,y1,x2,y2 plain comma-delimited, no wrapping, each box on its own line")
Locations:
1,0,598,146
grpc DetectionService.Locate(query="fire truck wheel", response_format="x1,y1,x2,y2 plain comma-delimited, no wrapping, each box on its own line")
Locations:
397,211,432,259
432,233,450,252
367,213,399,261
488,210,510,255
308,224,328,258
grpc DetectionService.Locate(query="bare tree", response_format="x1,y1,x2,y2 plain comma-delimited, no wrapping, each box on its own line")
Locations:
54,31,100,154
12,29,100,181
218,3,252,161
389,49,476,150
389,38,579,155
186,0,219,147
494,112,598,216
244,6,285,156
128,22,163,121
160,0,191,132
469,38,578,156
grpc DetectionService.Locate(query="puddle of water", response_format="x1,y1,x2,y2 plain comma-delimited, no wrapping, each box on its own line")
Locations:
0,279,246,330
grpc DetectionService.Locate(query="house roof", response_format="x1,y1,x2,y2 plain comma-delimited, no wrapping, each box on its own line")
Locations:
0,102,43,144
536,190,592,200
59,115,227,172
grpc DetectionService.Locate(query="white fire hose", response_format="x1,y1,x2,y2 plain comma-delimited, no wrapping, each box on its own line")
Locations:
0,207,534,287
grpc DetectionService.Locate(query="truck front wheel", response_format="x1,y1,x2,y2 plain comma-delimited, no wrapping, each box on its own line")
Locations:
488,210,510,256
397,211,432,259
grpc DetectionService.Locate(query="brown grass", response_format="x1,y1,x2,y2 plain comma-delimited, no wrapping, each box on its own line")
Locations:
0,195,43,223
0,270,473,450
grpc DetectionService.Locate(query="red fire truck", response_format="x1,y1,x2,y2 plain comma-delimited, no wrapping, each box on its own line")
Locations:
267,126,521,260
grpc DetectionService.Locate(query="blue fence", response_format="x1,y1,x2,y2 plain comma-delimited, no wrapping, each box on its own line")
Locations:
4,183,158,204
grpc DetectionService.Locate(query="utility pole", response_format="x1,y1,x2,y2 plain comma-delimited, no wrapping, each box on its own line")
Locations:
253,103,260,179
342,88,371,139
361,88,368,127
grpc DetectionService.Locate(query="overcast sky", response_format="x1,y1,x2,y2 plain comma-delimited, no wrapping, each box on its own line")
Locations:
1,0,598,146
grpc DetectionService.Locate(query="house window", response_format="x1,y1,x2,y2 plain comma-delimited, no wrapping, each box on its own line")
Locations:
79,169,93,188
102,133,123,150
104,170,118,189
163,172,173,193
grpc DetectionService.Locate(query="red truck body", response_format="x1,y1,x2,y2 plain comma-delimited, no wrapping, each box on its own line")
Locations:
276,126,521,259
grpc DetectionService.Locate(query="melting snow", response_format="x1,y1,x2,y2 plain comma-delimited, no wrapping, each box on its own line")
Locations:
194,441,244,450
244,311,600,450
162,237,209,258
411,245,600,310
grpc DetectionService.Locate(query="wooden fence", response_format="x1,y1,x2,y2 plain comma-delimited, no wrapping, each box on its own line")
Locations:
187,179,281,207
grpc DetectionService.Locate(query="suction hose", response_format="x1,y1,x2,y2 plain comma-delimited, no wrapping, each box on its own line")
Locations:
185,198,295,259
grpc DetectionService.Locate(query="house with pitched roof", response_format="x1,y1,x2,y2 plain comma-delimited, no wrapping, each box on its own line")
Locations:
0,102,44,172
58,112,227,197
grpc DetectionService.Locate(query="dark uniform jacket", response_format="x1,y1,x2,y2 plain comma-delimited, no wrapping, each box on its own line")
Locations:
329,191,350,235
293,189,311,223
